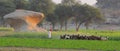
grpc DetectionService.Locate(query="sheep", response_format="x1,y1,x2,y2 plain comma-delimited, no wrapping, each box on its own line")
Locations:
60,34,108,40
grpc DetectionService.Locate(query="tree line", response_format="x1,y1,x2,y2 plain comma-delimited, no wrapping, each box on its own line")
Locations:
0,0,105,31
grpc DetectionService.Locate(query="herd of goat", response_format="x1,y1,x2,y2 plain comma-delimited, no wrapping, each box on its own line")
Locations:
60,34,108,40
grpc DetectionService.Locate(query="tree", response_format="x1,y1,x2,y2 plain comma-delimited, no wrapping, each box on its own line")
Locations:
12,0,30,9
54,5,65,30
29,0,56,26
55,0,80,31
0,0,15,19
71,3,81,31
61,0,80,6
55,4,75,31
74,4,104,31
46,13,59,30
29,0,55,15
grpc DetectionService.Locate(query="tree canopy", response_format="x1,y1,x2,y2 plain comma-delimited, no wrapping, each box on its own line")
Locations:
0,0,15,19
0,0,104,31
29,0,55,15
71,4,104,31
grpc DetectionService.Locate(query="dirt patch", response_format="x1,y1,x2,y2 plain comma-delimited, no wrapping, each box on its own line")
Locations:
0,47,94,51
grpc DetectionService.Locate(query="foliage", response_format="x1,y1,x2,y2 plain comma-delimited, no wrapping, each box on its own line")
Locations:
54,1,104,31
61,0,80,6
0,27,14,31
0,27,120,50
0,0,15,19
72,4,104,31
55,0,80,31
29,0,55,15
0,27,120,40
0,0,105,31
55,4,68,30
46,13,59,29
29,0,56,26
12,0,30,9
2,32,48,39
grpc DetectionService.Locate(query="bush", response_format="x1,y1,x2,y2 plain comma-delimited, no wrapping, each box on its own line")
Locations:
0,27,14,31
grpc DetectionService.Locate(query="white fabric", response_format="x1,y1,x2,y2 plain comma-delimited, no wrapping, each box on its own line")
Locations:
48,31,51,38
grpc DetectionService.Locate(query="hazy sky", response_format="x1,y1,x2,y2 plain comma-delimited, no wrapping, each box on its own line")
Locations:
52,0,97,5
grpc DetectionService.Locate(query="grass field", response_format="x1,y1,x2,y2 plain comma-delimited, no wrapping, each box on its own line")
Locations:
0,37,120,51
0,27,120,50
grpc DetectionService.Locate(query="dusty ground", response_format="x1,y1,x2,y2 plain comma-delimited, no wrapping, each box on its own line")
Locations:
0,47,96,51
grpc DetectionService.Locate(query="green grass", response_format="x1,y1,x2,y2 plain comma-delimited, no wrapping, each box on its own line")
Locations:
0,27,120,50
1,32,48,39
52,30,120,40
0,37,119,51
0,27,14,31
1,29,120,40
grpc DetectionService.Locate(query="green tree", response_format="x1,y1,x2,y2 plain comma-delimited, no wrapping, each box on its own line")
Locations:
12,0,30,9
0,0,15,19
61,0,80,6
55,4,74,31
29,0,55,15
71,3,81,31
54,5,65,30
55,0,80,31
29,0,56,26
74,4,104,31
46,13,59,30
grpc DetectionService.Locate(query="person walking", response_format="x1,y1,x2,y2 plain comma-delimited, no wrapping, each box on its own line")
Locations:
48,24,52,38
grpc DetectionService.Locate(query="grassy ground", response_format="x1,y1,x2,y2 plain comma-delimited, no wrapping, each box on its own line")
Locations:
0,27,14,31
0,37,120,51
0,27,120,50
1,30,120,40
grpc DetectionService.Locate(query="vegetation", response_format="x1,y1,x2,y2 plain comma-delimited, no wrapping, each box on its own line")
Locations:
0,27,120,40
0,0,15,19
46,13,58,30
54,0,104,31
72,4,104,31
0,0,119,50
0,27,14,31
0,37,120,51
29,0,55,15
0,0,104,31
0,27,120,50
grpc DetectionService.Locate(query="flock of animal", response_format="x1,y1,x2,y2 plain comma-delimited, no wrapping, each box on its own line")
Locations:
60,34,108,40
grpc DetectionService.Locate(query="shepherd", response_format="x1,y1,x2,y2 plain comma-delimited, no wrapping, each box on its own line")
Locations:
48,24,52,38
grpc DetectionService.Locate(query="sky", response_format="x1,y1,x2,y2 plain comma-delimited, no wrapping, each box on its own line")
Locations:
52,0,97,5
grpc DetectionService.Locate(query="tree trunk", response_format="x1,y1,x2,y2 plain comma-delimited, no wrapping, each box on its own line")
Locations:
75,17,78,32
76,18,91,31
65,20,67,31
76,22,83,32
